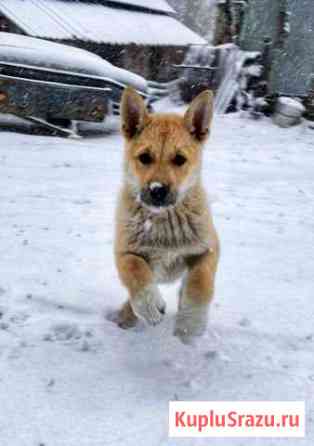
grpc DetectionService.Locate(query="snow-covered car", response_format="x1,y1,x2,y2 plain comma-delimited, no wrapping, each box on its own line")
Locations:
0,33,150,135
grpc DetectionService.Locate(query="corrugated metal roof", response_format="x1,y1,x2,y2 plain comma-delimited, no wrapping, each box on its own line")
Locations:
107,0,175,14
0,0,205,46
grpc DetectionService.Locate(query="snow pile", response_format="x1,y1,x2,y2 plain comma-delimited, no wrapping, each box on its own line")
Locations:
278,97,305,113
0,109,313,445
0,33,148,91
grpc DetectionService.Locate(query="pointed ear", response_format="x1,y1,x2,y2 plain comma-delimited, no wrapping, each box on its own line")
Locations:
184,90,214,142
121,87,148,139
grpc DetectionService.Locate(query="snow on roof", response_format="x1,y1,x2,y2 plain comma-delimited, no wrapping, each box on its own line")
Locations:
0,0,205,46
107,0,175,14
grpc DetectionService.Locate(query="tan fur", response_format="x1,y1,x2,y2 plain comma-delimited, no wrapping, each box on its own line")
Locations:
114,87,219,344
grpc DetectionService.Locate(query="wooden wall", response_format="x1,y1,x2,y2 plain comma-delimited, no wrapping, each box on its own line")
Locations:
60,40,186,81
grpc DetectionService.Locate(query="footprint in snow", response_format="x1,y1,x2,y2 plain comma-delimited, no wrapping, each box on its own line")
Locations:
44,322,82,342
43,322,95,346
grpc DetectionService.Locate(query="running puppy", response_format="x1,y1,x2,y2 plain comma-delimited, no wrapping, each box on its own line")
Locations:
114,87,219,345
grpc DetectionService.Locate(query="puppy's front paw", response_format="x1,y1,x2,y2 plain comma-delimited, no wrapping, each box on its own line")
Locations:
131,286,166,326
174,299,209,345
110,301,138,329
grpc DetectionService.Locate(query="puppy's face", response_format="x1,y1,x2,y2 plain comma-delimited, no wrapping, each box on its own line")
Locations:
121,88,213,211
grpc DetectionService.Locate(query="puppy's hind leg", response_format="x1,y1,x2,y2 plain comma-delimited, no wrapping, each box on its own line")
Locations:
116,253,166,327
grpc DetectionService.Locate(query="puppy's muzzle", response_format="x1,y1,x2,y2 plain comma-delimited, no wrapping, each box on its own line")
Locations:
140,183,176,208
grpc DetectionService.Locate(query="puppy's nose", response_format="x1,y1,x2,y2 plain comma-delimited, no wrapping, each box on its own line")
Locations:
149,183,170,207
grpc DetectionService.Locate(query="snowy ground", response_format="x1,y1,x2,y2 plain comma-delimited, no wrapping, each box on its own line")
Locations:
0,106,313,446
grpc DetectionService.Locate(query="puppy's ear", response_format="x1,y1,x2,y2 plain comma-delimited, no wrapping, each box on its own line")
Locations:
184,90,214,142
121,87,148,139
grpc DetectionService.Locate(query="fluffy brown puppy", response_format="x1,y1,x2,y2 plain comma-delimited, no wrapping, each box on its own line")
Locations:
114,87,219,344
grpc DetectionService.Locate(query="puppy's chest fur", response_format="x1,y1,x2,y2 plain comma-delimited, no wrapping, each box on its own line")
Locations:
125,203,210,282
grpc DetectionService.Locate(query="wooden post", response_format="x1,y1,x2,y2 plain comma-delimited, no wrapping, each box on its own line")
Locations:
260,37,272,92
232,0,248,45
275,0,290,49
214,0,234,45
306,74,314,121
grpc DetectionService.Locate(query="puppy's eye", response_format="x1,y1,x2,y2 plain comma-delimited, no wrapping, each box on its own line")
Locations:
138,152,153,165
172,154,187,167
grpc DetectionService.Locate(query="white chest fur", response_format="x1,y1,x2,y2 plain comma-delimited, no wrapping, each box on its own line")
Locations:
125,205,210,283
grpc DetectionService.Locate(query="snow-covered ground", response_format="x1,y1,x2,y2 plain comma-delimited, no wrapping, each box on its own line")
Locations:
0,107,313,445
